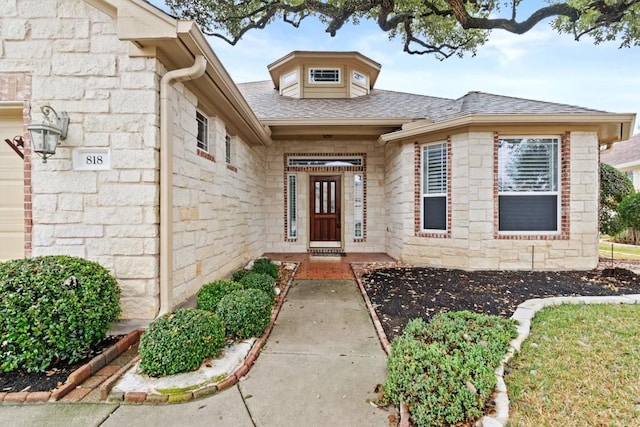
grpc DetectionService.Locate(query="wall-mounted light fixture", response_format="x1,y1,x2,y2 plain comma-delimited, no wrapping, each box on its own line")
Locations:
28,105,69,163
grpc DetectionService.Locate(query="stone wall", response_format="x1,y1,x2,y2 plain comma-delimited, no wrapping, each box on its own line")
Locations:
1,0,161,318
263,139,386,253
398,130,600,270
170,83,267,307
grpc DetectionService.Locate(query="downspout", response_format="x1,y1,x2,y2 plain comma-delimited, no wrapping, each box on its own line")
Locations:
158,54,207,317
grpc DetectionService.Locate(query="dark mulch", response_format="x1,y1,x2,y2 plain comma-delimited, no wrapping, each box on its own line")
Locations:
362,262,640,341
0,335,122,393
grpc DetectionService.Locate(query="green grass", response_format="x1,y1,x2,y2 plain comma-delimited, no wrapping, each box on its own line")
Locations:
599,242,640,260
506,304,640,427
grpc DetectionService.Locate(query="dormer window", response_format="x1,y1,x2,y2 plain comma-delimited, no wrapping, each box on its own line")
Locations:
352,71,367,85
309,68,340,84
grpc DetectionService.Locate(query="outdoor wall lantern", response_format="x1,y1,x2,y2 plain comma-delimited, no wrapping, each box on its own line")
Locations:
28,105,69,163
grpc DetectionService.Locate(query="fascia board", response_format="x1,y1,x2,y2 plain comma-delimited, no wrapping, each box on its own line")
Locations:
379,113,637,144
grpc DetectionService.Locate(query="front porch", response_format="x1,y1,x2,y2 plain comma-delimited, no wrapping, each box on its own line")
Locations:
263,252,396,279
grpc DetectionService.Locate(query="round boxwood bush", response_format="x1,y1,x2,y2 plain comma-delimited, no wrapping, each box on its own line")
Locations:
231,269,251,282
239,272,276,299
0,255,121,373
216,289,273,340
139,308,226,376
196,279,243,312
251,258,279,280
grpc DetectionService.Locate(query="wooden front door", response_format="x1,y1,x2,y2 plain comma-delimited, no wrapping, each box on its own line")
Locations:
309,175,341,245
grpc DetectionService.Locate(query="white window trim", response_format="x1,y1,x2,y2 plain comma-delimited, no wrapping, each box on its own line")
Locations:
287,174,297,239
354,174,363,239
196,110,208,152
225,134,232,164
498,135,561,235
282,70,298,87
308,67,341,84
421,142,448,233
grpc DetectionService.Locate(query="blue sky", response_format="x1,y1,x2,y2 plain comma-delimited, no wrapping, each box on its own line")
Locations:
149,0,639,133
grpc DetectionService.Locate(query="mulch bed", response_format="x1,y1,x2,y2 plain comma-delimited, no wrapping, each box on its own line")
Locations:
361,261,640,341
0,335,122,393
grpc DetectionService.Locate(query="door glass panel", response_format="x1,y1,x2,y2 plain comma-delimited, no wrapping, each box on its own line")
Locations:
323,182,328,213
315,182,320,214
330,182,336,213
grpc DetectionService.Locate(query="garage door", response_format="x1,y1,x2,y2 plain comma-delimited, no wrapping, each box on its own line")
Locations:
0,113,25,261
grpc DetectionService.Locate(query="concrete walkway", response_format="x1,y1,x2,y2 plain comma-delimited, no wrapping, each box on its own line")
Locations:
0,279,392,427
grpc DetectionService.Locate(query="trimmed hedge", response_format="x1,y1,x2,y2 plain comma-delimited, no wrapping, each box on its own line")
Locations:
0,256,121,373
231,269,251,283
139,308,226,376
196,279,244,312
251,258,279,279
216,289,273,340
383,312,517,426
239,272,276,299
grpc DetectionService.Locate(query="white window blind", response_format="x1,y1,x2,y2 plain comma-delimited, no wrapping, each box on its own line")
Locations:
309,68,340,83
423,143,447,194
498,138,558,192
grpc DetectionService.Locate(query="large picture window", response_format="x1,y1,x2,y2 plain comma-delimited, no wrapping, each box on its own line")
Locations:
498,137,559,232
421,142,447,231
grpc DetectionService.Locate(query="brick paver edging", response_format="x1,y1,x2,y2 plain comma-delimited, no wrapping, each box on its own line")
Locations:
351,267,640,427
107,263,300,404
0,329,141,404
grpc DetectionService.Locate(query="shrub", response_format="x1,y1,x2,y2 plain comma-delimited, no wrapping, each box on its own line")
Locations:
139,308,225,376
239,272,276,299
0,255,121,373
216,289,273,339
231,269,251,282
196,279,243,312
617,193,640,244
251,258,279,279
382,312,517,427
600,162,634,236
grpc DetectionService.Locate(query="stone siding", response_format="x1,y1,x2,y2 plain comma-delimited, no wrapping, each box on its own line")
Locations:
398,131,599,270
263,140,386,253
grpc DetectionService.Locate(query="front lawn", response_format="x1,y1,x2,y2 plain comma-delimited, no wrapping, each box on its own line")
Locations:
506,304,640,426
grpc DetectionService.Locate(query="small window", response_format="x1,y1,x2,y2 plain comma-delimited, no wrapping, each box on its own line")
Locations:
287,174,297,239
287,156,363,167
421,143,447,231
354,174,363,238
498,137,560,232
225,135,231,164
309,68,340,84
282,70,298,86
352,71,367,85
196,111,208,152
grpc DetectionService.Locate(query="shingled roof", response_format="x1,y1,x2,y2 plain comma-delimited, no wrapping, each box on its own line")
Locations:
601,134,640,167
237,80,609,122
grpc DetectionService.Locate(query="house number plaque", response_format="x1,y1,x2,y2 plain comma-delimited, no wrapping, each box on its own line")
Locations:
73,148,111,170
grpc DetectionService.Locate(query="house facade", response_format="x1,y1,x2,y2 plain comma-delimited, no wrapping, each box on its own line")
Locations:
601,134,640,190
0,0,635,320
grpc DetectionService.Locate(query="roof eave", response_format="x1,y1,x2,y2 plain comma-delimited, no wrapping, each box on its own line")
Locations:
94,0,272,146
378,113,637,146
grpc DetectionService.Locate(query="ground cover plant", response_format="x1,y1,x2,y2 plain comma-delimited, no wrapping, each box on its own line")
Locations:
506,304,640,426
383,312,517,426
0,255,121,373
139,308,226,376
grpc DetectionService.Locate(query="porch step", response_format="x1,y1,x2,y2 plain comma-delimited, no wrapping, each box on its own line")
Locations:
308,248,346,257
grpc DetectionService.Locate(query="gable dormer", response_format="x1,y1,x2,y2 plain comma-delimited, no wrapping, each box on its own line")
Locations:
267,51,381,99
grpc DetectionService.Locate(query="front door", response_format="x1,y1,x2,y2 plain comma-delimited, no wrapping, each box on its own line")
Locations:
309,175,341,247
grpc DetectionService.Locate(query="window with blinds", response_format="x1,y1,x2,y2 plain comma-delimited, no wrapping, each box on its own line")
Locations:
422,142,447,231
498,137,560,232
309,68,340,83
354,174,363,238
